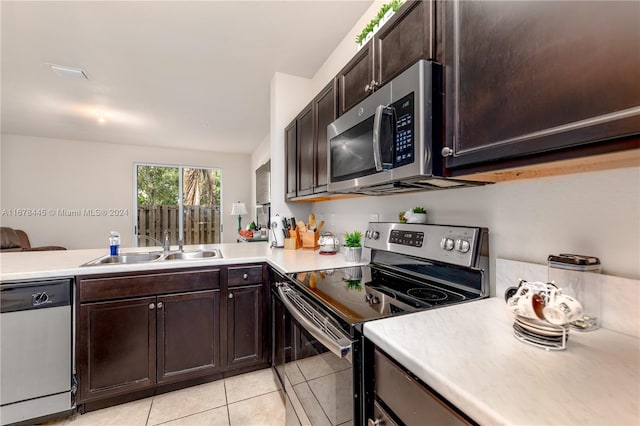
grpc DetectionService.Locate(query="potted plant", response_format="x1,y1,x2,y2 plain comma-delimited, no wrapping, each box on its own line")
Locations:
356,0,405,49
343,231,363,262
404,207,427,224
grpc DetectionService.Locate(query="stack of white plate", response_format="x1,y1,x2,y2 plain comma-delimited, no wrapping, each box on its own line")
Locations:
513,316,569,350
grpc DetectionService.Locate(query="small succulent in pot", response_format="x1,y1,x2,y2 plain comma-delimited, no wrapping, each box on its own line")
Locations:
344,231,362,248
343,231,363,262
413,207,426,214
399,211,407,223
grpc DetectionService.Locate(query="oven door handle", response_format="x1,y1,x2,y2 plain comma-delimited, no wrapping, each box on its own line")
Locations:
277,285,353,362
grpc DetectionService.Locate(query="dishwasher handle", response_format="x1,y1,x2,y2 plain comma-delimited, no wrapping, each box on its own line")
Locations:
276,283,353,362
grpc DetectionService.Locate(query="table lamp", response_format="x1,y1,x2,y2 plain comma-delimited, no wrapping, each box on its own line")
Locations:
231,202,248,231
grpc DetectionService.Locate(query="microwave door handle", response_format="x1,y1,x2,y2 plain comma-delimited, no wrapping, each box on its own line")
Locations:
277,285,352,361
373,105,395,172
372,105,386,172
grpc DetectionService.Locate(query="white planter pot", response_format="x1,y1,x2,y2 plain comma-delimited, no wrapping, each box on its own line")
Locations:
344,247,362,263
406,213,427,224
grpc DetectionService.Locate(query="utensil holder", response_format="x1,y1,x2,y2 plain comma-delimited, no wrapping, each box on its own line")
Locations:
302,231,319,250
284,229,302,250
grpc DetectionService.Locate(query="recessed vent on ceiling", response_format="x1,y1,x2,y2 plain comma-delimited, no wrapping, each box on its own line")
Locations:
48,64,88,80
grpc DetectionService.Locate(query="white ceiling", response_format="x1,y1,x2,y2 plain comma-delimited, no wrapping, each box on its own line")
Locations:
1,1,372,153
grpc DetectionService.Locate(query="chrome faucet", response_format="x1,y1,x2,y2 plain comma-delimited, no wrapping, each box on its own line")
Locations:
137,233,171,253
178,239,184,252
162,230,171,252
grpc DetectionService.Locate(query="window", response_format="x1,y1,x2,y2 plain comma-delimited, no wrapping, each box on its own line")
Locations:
135,164,222,246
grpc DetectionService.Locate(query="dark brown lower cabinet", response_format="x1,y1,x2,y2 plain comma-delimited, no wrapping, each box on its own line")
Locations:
76,268,223,405
157,290,221,384
77,265,269,409
226,285,263,368
78,290,222,402
225,264,268,371
365,345,475,425
79,297,156,401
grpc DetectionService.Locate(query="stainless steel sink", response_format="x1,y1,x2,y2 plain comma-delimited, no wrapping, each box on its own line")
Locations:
163,250,220,260
81,249,222,266
82,252,164,266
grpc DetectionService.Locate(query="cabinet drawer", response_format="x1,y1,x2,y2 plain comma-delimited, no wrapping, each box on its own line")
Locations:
227,265,262,287
374,350,470,425
78,269,220,303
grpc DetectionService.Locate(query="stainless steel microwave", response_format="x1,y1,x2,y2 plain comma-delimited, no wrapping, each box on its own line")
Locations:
327,60,483,194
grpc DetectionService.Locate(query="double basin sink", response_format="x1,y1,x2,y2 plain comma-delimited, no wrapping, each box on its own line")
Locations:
82,249,222,266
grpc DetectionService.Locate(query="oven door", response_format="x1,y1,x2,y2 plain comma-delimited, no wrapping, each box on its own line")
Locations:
272,282,355,426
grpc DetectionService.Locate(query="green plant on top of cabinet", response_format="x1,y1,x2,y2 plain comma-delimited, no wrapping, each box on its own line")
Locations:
441,0,640,174
338,0,435,116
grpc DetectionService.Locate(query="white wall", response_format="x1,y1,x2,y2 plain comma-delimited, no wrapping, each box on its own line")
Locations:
269,72,315,223
0,134,251,249
310,166,640,291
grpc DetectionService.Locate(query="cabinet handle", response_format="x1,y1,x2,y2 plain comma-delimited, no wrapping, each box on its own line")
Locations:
243,273,248,280
228,293,234,299
149,303,155,310
365,80,379,93
441,147,454,157
157,302,163,309
368,418,382,426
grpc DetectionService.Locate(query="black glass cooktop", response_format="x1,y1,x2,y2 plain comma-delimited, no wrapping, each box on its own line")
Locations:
287,264,478,327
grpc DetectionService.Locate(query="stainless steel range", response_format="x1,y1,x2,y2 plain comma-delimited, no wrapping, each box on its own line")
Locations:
271,223,489,426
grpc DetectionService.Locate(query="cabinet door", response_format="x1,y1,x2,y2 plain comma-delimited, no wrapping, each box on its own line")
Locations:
77,297,155,403
337,42,375,116
226,285,264,369
376,0,434,87
157,290,221,384
285,120,297,199
313,80,337,193
443,0,640,171
297,103,314,197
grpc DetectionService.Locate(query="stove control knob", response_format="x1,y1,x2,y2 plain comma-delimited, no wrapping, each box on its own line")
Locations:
440,237,455,251
372,231,380,240
455,239,471,253
365,294,380,304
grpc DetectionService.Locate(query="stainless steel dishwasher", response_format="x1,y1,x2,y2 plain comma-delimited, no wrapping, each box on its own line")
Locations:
0,278,74,425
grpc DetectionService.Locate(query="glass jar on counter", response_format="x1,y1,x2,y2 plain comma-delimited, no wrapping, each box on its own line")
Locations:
548,254,602,332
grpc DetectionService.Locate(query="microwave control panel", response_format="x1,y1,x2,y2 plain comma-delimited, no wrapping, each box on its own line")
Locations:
394,92,415,167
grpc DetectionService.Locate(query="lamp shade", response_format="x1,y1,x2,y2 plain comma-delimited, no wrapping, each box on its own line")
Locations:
231,202,248,216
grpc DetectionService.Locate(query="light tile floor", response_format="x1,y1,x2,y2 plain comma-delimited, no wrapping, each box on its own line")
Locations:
51,368,285,426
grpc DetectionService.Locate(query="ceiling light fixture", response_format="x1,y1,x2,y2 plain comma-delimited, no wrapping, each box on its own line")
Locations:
48,64,88,80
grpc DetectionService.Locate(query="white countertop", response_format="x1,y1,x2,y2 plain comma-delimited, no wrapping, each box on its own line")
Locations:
364,297,640,425
0,243,367,282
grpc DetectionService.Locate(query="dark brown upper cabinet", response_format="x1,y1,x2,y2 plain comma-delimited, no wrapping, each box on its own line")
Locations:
338,0,435,116
296,103,314,197
285,80,338,200
313,81,338,193
441,0,640,174
285,121,297,199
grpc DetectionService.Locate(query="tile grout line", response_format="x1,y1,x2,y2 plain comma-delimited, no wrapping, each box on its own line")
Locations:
223,380,231,426
146,397,154,426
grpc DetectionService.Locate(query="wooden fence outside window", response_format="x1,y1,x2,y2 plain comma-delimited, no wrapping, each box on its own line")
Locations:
137,205,220,245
